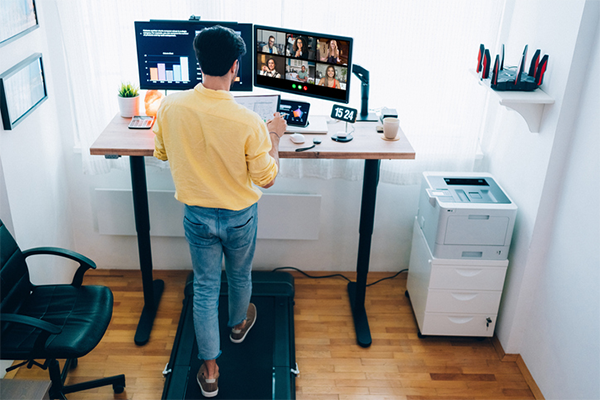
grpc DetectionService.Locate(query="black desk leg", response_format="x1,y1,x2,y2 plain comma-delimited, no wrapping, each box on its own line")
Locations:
348,159,380,348
129,156,165,346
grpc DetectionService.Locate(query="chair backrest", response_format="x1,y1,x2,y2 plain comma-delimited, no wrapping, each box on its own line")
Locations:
0,219,33,314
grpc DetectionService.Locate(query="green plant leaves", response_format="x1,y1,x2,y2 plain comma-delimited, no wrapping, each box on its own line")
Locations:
118,82,139,97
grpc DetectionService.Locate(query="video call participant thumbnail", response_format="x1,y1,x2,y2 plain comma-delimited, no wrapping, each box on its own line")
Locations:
317,64,343,89
297,65,309,82
285,61,313,83
258,30,285,55
286,34,315,60
262,35,279,54
258,55,284,79
317,38,349,65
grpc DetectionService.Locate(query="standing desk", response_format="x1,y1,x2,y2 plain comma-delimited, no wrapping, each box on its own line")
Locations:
90,114,415,347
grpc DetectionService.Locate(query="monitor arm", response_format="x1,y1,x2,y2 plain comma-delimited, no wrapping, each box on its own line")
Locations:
352,64,377,121
353,64,369,85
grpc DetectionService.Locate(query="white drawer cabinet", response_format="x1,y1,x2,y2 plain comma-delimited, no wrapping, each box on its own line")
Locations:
426,289,503,314
406,218,508,337
428,266,507,291
421,313,498,337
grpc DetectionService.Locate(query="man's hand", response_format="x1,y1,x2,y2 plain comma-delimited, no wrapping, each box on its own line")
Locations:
267,112,287,137
261,113,287,189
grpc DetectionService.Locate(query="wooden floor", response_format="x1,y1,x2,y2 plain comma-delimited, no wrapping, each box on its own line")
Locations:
5,269,535,400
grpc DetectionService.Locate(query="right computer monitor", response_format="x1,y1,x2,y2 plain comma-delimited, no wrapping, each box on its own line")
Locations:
254,25,353,103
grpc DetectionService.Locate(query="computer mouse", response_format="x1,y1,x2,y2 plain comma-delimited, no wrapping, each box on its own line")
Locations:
289,133,305,144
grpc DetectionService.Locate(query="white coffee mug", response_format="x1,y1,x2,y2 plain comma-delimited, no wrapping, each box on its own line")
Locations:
383,117,400,140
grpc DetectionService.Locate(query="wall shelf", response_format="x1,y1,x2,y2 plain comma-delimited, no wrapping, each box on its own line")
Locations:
470,69,554,133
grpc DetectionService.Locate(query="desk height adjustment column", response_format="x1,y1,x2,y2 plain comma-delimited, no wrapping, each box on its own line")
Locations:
130,156,164,346
348,159,380,348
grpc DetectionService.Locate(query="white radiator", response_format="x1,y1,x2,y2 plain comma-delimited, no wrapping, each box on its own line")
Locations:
95,189,321,240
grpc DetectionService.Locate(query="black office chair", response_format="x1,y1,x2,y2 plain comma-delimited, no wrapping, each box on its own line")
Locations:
0,219,125,399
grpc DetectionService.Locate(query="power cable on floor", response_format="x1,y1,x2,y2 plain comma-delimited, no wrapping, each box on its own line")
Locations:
270,266,408,287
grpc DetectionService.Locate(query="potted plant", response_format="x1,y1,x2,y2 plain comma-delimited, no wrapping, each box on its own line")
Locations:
117,82,140,118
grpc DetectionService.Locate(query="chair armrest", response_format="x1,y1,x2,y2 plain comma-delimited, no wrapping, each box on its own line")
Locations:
22,247,96,287
0,313,62,335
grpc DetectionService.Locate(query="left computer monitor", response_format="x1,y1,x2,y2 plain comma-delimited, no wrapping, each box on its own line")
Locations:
134,20,253,91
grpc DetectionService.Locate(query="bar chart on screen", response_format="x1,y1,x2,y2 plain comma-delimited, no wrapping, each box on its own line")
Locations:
145,55,190,82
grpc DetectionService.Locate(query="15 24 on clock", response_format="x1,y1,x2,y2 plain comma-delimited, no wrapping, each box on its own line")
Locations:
331,104,357,123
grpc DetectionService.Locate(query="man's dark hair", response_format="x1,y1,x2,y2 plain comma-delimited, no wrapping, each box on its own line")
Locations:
194,25,247,77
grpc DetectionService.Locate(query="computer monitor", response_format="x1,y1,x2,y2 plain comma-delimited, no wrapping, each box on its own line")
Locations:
134,20,253,91
254,25,353,103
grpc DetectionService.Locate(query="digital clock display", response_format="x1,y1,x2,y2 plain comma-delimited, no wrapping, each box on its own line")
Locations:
330,104,357,123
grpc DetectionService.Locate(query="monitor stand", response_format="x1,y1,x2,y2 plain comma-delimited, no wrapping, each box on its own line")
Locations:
357,112,378,122
285,115,328,134
353,64,379,122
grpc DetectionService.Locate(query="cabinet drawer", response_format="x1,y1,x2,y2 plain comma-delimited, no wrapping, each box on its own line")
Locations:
422,313,497,337
429,266,507,290
426,289,502,313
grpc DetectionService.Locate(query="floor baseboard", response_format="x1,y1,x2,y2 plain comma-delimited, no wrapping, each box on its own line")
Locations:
492,335,545,400
491,334,518,362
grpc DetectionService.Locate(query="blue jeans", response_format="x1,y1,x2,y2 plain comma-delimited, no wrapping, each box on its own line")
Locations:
183,203,257,361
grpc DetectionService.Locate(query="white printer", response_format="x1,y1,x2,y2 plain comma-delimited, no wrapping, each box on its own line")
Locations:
417,172,517,260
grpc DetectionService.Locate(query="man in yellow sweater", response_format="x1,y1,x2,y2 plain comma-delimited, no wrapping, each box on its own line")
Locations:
153,25,287,398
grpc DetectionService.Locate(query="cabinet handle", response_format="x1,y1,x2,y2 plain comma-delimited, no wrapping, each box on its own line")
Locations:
455,268,483,277
448,316,474,324
451,292,478,301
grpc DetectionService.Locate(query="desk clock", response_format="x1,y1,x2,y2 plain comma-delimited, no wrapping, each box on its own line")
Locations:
331,104,357,123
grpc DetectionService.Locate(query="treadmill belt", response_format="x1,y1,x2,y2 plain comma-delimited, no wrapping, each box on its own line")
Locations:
162,271,296,400
186,296,275,399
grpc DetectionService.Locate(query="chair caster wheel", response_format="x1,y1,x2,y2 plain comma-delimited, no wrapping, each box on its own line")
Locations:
113,385,125,394
70,359,78,369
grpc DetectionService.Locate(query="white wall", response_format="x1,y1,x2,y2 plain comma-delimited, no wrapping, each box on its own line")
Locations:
479,1,599,398
483,0,584,351
0,154,14,233
0,1,77,285
520,15,599,398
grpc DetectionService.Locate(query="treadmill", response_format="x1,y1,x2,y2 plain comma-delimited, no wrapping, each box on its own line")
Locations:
162,271,296,399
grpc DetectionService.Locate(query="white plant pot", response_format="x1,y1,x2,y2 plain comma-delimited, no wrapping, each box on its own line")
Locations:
118,95,140,118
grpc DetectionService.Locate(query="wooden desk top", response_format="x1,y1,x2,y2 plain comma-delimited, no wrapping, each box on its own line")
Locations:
90,113,415,160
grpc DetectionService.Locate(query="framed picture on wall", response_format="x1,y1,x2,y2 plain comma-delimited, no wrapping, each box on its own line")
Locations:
0,0,39,47
0,53,48,130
